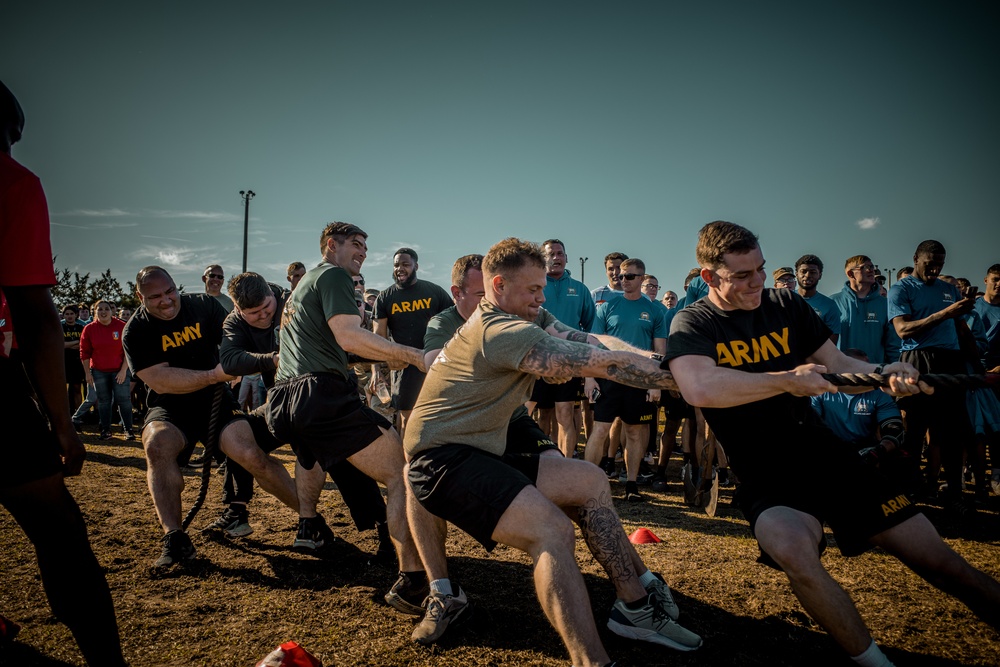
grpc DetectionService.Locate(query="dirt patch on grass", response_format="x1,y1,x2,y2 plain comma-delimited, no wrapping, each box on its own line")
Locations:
1,431,998,666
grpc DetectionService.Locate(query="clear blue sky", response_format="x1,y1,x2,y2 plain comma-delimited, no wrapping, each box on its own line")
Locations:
5,1,998,297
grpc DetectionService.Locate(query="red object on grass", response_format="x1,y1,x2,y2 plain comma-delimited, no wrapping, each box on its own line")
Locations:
629,527,662,544
255,641,322,667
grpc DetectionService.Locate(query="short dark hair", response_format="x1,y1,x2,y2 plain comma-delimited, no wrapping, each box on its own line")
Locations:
451,254,484,291
203,264,223,276
956,277,971,290
542,239,565,252
620,258,646,275
897,266,914,280
695,221,759,269
684,268,701,289
320,222,367,253
62,303,79,315
483,238,545,279
228,272,272,310
986,264,1000,277
286,261,305,275
914,239,946,258
604,252,628,265
795,254,824,272
394,247,418,262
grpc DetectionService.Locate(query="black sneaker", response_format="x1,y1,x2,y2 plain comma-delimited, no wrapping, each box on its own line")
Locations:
384,571,429,615
600,457,617,480
202,506,253,538
98,430,113,441
625,481,644,502
153,530,196,567
651,474,668,492
292,515,332,551
72,421,83,433
124,428,138,441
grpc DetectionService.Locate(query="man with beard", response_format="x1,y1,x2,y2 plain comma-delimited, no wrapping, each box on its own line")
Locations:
373,248,452,434
123,266,299,566
795,254,840,343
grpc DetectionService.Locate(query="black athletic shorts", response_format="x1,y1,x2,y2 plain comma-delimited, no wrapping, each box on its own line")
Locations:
0,359,64,488
505,413,560,456
144,387,247,467
529,376,584,408
734,427,921,563
593,378,656,426
267,372,391,472
660,390,694,421
409,444,541,552
392,365,426,411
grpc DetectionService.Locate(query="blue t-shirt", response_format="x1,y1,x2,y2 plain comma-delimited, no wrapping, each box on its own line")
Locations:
810,390,901,446
802,292,841,339
593,295,667,351
973,297,1000,368
684,276,709,306
543,269,595,332
887,276,962,351
590,285,623,306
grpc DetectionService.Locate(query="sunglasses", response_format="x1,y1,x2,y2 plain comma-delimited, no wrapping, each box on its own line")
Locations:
204,273,224,280
621,273,641,281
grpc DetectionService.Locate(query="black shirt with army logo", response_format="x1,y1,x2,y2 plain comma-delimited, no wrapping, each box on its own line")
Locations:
374,278,453,348
62,320,86,383
123,293,228,411
664,288,832,480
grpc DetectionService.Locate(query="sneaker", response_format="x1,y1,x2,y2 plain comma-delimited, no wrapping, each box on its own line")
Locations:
644,572,679,621
153,530,196,567
292,515,332,551
124,428,138,441
944,497,977,521
98,430,113,441
717,467,734,488
651,474,668,492
72,420,83,433
601,457,617,480
607,594,702,652
202,506,253,538
385,572,429,616
625,481,644,502
411,586,469,645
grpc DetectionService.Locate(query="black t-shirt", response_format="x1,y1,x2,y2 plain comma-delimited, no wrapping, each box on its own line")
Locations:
62,321,85,379
123,294,227,410
220,283,287,388
664,289,832,478
374,279,453,348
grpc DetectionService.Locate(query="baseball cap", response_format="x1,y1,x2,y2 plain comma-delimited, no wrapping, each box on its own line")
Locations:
772,267,794,281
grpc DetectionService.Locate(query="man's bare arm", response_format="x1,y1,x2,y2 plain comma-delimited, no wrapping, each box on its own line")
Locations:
892,296,975,339
330,314,427,372
136,362,236,395
518,335,677,392
374,318,389,340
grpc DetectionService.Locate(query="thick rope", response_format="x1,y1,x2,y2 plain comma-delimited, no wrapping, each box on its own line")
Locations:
821,372,999,390
181,383,226,531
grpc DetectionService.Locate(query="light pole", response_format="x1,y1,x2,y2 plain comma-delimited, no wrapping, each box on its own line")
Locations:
240,190,255,273
580,257,588,283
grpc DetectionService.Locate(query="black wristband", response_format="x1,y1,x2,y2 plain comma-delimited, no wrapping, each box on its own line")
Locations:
873,364,885,375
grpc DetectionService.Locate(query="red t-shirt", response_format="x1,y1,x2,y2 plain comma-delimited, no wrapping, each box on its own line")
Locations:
0,154,54,360
80,318,128,372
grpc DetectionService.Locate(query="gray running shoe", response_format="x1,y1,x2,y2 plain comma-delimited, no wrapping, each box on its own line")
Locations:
411,586,469,645
202,506,253,538
384,572,429,615
607,594,702,652
154,530,196,567
644,572,679,621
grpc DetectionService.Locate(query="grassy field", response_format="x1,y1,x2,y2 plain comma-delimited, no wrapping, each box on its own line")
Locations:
1,430,998,667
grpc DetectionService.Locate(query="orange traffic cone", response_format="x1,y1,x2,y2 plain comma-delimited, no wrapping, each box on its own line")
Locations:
628,527,662,544
255,641,322,667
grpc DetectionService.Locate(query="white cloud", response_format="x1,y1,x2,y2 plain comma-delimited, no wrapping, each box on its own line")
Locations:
66,208,130,217
856,216,880,230
61,208,241,223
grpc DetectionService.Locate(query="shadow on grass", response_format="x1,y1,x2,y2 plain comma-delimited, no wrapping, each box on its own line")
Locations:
0,641,78,667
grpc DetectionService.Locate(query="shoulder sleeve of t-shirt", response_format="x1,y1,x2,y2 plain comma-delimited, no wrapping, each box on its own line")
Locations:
318,269,361,321
482,316,549,371
0,171,56,288
886,283,911,321
373,289,390,319
206,296,228,343
423,311,457,353
652,304,668,338
535,307,557,330
123,315,162,374
663,305,718,362
591,302,608,335
789,293,831,357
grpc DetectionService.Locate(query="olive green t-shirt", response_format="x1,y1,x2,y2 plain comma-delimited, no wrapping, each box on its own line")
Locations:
405,301,549,457
276,262,360,382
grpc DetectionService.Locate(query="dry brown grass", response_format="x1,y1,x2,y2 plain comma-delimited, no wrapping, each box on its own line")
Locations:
1,431,998,666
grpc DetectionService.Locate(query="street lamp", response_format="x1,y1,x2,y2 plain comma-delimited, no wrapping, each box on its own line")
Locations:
580,257,588,283
240,189,255,273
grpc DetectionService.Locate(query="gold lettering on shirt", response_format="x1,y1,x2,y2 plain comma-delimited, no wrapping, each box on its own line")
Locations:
390,298,434,316
716,327,791,367
161,323,203,352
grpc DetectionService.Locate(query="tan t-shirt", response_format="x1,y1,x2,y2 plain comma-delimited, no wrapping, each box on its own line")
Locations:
404,300,549,458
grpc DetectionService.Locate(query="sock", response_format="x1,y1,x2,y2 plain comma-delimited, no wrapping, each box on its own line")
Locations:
624,595,648,610
851,640,895,667
638,570,658,588
429,578,453,597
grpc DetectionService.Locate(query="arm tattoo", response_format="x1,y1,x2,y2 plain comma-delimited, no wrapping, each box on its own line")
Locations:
577,491,635,587
565,330,590,344
606,362,678,392
520,338,678,391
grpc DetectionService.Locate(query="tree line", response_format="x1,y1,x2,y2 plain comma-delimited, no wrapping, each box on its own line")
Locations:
51,261,185,312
